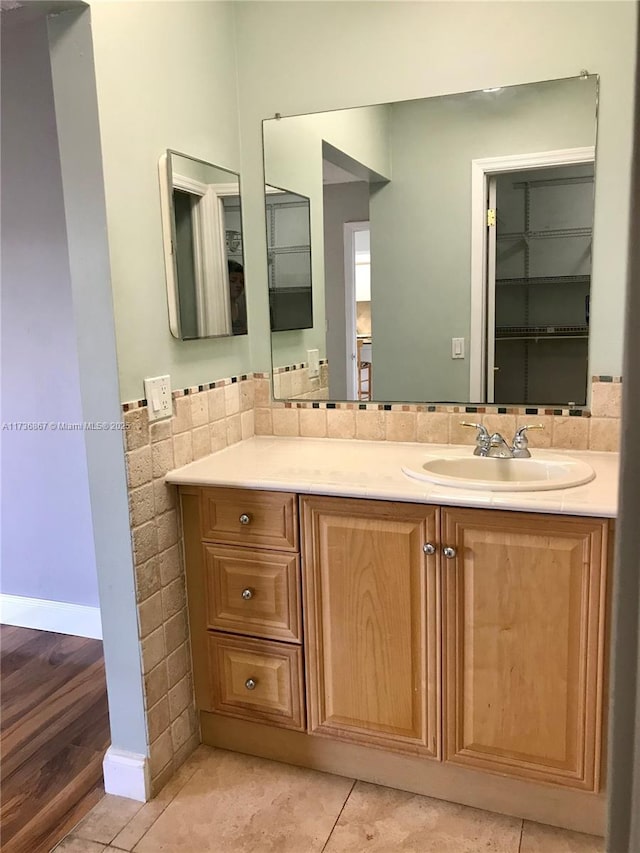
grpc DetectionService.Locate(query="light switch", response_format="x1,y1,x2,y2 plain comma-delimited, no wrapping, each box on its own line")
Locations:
451,338,465,359
307,349,320,378
144,375,172,421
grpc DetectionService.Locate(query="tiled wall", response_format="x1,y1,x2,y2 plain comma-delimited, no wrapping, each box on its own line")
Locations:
122,372,620,795
122,376,256,794
272,361,329,401
254,376,622,452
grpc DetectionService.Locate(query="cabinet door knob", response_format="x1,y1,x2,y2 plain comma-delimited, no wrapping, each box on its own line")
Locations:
241,588,254,600
443,546,457,559
423,543,436,555
245,678,257,690
239,513,251,525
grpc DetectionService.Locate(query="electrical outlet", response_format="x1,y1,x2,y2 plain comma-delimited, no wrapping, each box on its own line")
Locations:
451,338,465,359
307,348,320,378
144,375,172,422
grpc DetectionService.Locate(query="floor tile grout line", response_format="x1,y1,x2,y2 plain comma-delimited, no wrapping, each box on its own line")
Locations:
320,778,357,853
517,818,524,853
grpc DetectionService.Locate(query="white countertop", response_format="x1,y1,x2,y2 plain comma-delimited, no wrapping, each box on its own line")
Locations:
166,436,619,518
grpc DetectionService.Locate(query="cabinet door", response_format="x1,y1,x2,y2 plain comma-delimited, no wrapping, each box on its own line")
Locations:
302,495,440,757
442,508,608,790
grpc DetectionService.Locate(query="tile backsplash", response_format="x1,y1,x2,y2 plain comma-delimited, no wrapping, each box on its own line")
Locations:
122,372,621,792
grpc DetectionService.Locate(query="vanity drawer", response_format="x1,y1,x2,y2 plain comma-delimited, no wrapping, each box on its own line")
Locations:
208,632,305,730
200,487,298,551
204,545,301,642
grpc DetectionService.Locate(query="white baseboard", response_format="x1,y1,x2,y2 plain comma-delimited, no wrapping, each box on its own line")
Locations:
0,593,103,639
103,747,150,802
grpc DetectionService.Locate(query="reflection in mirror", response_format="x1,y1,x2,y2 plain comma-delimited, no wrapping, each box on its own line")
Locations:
265,186,313,331
262,76,598,406
159,151,247,340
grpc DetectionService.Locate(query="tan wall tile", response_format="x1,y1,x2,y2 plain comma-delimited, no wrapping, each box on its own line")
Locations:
226,413,242,445
254,378,271,407
172,732,200,771
515,416,553,449
190,392,208,428
157,509,178,552
168,674,193,721
386,411,417,442
416,412,449,444
482,414,517,440
149,418,172,443
159,544,181,587
277,371,293,399
192,425,211,460
124,408,149,452
147,696,170,743
240,379,255,412
589,417,621,452
449,417,478,446
552,416,589,450
207,387,226,422
355,409,385,441
272,373,281,398
290,368,305,398
153,478,176,514
164,609,189,655
591,381,622,418
126,446,152,489
172,396,192,434
132,521,158,565
150,757,175,794
149,728,173,780
144,661,168,709
173,432,193,467
254,408,273,435
161,578,186,622
224,383,240,416
170,706,197,753
272,407,300,436
210,420,228,451
241,410,255,440
138,591,163,639
167,641,190,688
327,408,356,439
151,439,174,479
141,626,166,674
300,408,327,438
135,556,160,603
129,483,155,528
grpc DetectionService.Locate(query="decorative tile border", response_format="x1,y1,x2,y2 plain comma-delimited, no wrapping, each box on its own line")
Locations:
592,375,622,383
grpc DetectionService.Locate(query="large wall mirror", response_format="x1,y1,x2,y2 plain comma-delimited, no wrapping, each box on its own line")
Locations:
262,75,598,405
159,151,247,340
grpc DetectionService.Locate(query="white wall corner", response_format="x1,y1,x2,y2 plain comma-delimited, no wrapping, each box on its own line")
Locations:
0,593,103,639
103,747,150,802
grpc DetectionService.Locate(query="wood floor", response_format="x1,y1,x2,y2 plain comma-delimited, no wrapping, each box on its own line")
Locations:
1,625,111,853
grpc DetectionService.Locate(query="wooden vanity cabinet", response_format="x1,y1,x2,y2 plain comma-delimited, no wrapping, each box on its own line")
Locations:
182,485,610,801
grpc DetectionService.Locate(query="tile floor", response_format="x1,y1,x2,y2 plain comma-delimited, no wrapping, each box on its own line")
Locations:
53,747,605,853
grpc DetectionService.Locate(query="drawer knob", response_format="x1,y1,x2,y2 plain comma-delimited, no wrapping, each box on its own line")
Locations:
241,588,254,600
239,513,251,525
245,678,257,690
443,546,457,559
423,543,436,555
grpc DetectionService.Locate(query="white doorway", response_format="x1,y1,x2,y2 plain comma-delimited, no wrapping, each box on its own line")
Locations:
344,221,371,399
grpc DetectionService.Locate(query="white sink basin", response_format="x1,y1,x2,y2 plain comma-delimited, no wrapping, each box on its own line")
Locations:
402,452,596,492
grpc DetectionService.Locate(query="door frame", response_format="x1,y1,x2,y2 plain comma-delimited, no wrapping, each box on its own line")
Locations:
343,220,370,399
469,146,595,401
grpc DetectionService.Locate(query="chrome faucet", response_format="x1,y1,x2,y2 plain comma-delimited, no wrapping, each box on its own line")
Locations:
460,422,544,458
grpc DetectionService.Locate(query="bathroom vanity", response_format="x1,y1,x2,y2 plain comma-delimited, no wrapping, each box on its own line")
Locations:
166,437,618,835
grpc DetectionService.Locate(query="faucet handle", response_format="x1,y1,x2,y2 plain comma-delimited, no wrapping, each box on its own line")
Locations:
512,423,544,457
460,421,489,437
460,422,490,456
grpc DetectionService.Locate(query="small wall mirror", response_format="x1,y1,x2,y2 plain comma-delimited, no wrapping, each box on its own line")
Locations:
159,151,247,340
262,75,598,406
